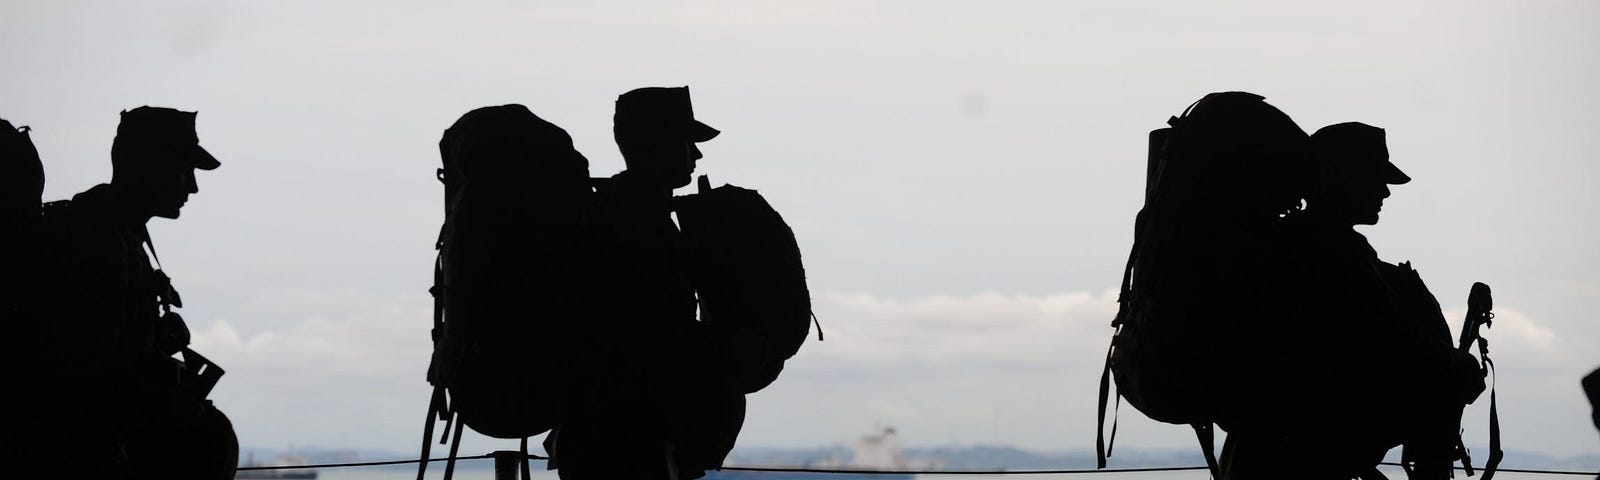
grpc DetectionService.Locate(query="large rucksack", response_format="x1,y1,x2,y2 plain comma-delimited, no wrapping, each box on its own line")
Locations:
674,175,817,394
419,105,595,478
1095,92,1309,473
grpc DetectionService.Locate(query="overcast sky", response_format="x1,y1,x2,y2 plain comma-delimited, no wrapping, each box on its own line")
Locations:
4,0,1597,460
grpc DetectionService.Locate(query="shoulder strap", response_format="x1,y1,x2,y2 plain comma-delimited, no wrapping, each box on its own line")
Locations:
1480,355,1502,479
138,226,183,311
1192,423,1220,479
520,437,533,480
1095,331,1122,469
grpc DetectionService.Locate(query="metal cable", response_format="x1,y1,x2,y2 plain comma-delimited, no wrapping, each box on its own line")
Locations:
236,453,1600,476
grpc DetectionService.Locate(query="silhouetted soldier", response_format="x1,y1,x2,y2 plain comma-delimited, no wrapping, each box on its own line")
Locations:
36,107,235,479
548,87,740,480
1237,122,1484,479
3,118,49,464
2,118,44,334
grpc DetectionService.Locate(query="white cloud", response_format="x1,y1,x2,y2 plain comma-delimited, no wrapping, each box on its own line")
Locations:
171,285,1599,458
187,289,437,450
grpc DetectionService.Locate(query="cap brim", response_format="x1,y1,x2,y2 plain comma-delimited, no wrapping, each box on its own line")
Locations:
193,145,220,170
1380,161,1409,185
689,120,720,143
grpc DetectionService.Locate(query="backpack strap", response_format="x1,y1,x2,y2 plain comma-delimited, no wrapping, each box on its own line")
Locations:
442,410,464,480
1480,356,1502,480
520,436,533,480
139,227,184,312
1095,338,1116,468
415,386,447,480
1192,423,1221,479
1461,284,1503,479
418,251,451,480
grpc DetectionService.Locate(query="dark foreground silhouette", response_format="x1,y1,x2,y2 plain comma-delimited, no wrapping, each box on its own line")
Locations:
419,87,814,480
1586,368,1600,436
1097,92,1497,480
7,108,237,479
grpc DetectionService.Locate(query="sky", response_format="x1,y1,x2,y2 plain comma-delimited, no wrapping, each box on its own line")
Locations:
3,0,1598,460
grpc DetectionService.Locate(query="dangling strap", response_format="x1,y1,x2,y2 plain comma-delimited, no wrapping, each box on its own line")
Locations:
1097,231,1142,469
1400,443,1414,477
419,251,449,480
1464,301,1501,480
1192,423,1220,479
440,405,455,444
1095,339,1115,469
1456,436,1477,477
520,437,533,480
416,386,445,480
442,411,465,480
811,312,825,341
1481,356,1502,480
665,442,681,480
1108,395,1121,459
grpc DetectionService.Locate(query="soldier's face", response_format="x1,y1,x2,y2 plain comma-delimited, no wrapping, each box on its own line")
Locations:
1321,163,1390,226
639,137,699,189
679,141,703,187
150,165,199,219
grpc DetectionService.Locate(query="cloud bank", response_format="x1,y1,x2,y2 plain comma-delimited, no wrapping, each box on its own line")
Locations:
190,287,1596,456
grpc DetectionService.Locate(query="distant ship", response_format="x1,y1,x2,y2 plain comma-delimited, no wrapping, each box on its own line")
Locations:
704,427,934,480
236,453,318,480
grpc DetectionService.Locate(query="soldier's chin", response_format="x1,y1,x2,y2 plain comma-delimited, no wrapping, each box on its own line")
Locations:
670,173,693,189
154,204,183,219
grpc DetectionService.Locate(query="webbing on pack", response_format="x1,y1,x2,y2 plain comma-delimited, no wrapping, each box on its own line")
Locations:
1095,241,1137,469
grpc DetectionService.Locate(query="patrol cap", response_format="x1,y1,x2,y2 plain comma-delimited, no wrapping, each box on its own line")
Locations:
1311,122,1409,185
614,86,720,143
116,106,220,170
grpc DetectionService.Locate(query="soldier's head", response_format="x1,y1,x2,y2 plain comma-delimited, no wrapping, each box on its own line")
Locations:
613,87,719,189
1309,122,1409,226
110,107,219,220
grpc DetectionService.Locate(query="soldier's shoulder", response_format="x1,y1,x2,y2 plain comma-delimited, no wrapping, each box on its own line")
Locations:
56,184,119,223
41,185,137,251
